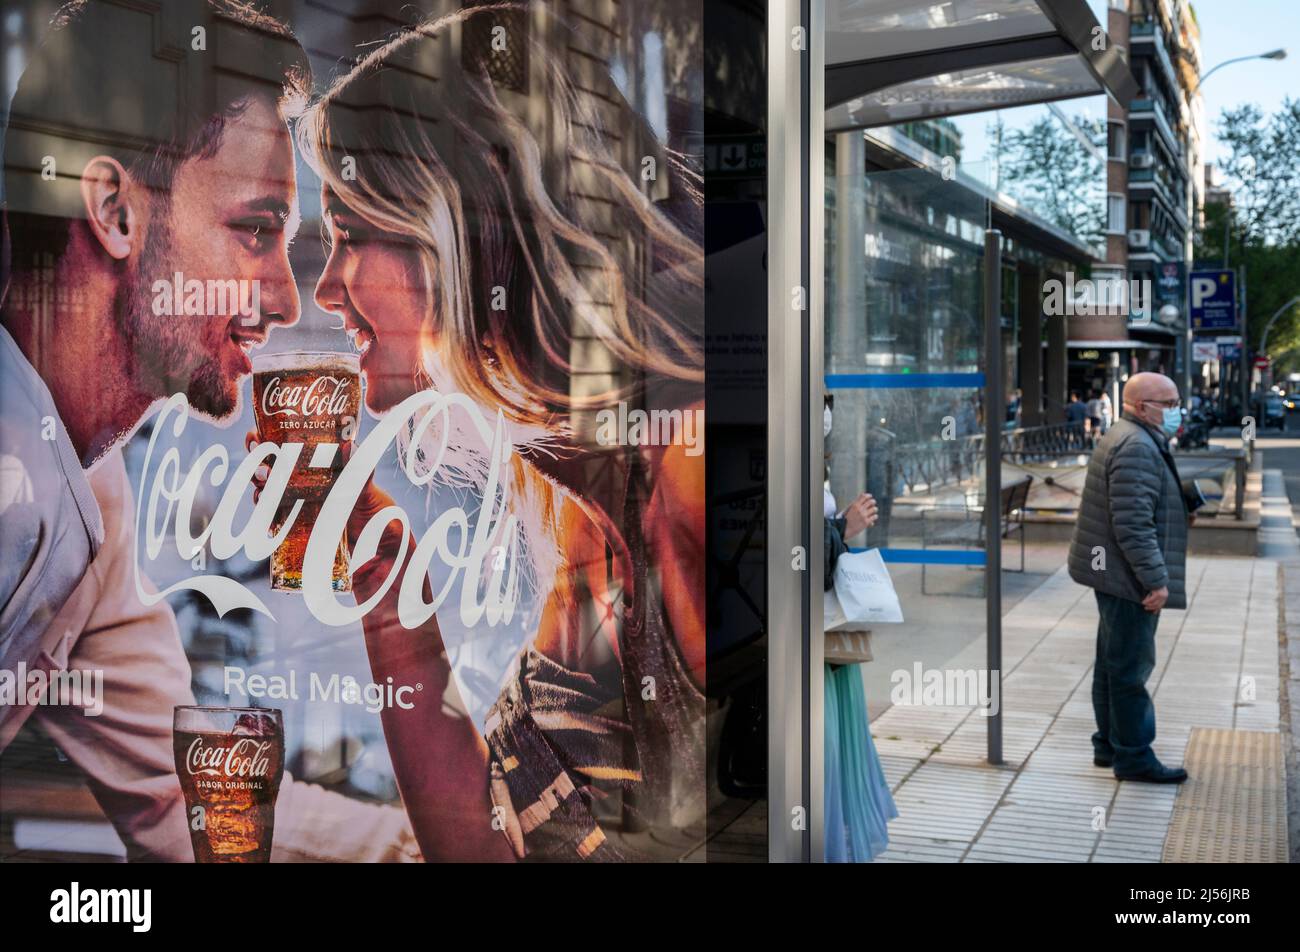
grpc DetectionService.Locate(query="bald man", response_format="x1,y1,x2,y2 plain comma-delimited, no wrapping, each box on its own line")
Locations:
1068,372,1189,784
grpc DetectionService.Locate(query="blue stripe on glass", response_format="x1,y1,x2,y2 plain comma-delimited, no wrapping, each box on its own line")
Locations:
825,373,985,390
849,547,987,566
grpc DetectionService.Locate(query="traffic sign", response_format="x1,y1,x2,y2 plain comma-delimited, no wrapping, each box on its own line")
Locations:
1254,355,1270,369
1189,269,1236,331
1191,341,1218,362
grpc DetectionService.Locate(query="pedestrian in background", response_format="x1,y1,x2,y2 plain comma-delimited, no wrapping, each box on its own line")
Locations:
1065,391,1087,447
1086,390,1102,443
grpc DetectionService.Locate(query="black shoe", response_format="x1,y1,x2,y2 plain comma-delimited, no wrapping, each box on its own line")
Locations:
1094,753,1113,768
1115,762,1188,784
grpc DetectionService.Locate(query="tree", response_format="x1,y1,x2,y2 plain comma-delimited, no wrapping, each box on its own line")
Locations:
1197,99,1300,376
996,113,1106,247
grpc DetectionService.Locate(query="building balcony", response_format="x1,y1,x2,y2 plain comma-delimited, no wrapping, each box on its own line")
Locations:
1127,168,1189,229
1129,21,1182,102
1129,98,1182,165
1127,230,1184,263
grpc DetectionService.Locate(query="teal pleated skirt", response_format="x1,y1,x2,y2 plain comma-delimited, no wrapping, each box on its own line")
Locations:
824,663,897,862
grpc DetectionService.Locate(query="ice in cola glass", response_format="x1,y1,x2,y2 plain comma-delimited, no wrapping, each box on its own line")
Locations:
173,706,284,863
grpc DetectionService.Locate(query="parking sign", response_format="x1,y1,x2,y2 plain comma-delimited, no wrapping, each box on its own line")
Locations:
1189,269,1236,331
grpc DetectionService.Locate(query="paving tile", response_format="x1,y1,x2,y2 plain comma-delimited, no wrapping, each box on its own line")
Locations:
864,556,1286,864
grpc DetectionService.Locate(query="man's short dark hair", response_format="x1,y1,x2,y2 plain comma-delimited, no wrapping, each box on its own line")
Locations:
2,0,309,274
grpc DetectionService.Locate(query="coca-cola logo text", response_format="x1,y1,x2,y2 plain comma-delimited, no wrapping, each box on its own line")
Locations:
260,375,351,418
132,390,521,629
184,737,273,779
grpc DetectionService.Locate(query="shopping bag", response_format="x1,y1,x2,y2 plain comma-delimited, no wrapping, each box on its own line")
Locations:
824,587,849,631
832,548,903,624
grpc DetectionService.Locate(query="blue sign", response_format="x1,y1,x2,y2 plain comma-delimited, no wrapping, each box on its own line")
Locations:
1189,269,1236,331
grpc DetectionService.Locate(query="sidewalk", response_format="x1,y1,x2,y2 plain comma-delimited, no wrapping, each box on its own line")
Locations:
872,549,1288,863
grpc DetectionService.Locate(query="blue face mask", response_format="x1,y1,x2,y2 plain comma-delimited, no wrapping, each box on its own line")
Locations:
1159,406,1182,436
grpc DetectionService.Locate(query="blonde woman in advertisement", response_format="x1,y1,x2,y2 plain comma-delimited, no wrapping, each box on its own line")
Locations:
284,5,705,861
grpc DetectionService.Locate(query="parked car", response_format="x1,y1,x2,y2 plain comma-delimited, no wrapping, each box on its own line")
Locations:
1263,394,1287,429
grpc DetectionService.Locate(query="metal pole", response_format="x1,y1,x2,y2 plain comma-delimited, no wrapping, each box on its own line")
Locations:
1221,226,1230,419
1258,295,1300,392
1240,265,1249,422
765,0,807,863
984,229,1003,766
1260,296,1300,354
1182,265,1192,401
806,0,825,866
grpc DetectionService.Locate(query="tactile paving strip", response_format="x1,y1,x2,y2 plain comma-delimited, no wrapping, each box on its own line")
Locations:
1161,728,1287,863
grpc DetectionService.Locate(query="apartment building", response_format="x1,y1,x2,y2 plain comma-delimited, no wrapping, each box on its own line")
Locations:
1074,0,1204,402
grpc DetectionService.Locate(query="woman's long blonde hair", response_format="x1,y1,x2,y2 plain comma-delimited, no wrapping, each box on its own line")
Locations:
298,3,703,599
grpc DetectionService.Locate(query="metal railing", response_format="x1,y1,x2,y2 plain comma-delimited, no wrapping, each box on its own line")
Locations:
1001,421,1090,462
891,434,984,496
867,421,1247,519
886,422,1089,497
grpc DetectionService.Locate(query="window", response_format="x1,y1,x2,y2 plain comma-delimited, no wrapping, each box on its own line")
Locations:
1107,121,1126,161
461,0,529,92
1107,194,1126,234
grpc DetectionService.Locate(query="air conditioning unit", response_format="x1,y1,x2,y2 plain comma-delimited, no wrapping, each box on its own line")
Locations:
1128,229,1151,249
1130,153,1155,169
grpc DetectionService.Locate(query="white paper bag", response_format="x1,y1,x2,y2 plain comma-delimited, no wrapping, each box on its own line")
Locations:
824,588,848,631
831,548,903,624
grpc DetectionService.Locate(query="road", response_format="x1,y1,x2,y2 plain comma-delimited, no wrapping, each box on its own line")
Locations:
1259,408,1300,539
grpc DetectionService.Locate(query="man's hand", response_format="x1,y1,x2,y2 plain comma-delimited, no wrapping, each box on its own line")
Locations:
1142,586,1168,613
842,492,878,540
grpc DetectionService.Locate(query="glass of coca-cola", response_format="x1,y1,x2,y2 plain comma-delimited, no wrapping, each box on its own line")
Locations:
251,352,360,591
173,706,285,863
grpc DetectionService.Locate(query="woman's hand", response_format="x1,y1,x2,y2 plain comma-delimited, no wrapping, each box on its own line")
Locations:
841,492,878,540
243,430,401,560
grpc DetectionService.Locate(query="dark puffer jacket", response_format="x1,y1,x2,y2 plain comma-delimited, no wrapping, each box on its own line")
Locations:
1068,414,1188,609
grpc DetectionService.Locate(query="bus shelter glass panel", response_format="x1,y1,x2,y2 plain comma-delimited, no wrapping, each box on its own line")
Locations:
825,164,995,725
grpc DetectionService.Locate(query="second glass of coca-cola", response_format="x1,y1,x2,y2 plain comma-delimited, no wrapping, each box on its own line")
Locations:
251,352,360,591
173,706,284,863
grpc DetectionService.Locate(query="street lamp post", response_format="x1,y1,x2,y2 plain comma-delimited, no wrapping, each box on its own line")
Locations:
1187,49,1287,418
1257,295,1300,391
1190,49,1287,96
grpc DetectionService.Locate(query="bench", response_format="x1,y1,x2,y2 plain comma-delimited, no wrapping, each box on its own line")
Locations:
920,476,1033,596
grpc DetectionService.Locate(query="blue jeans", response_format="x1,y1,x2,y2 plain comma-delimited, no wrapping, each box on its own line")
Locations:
1091,590,1160,773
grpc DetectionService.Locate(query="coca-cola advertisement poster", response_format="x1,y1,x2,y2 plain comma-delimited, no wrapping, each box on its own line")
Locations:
0,0,705,863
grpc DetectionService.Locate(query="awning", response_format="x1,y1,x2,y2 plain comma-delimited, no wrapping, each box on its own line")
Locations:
1068,340,1161,350
825,0,1139,132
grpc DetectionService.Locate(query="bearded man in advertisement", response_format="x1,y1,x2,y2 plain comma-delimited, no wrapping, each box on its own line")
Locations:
0,0,415,861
